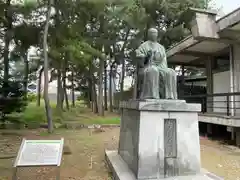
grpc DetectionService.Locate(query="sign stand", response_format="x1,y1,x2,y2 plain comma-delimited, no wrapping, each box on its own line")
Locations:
12,138,64,180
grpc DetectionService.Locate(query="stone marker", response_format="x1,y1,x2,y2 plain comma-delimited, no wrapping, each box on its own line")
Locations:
13,138,64,180
105,28,223,180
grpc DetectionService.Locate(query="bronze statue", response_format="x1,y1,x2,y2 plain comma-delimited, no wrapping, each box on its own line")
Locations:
135,28,177,100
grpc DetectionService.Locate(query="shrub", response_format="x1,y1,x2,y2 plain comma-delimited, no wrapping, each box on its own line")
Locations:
27,93,37,102
20,102,62,125
0,81,27,120
77,95,82,101
21,103,46,123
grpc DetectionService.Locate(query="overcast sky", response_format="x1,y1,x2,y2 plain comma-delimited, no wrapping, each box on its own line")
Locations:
214,0,240,14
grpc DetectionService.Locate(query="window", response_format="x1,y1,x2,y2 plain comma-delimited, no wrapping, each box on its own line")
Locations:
212,58,230,73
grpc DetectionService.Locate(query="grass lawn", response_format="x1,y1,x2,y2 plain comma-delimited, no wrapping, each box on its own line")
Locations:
6,101,120,127
0,101,121,179
62,104,120,125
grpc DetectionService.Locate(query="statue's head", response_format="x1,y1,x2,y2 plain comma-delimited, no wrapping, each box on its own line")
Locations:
147,28,158,42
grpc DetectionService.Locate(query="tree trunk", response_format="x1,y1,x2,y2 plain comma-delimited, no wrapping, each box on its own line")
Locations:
3,0,12,97
37,67,44,106
91,82,95,112
43,0,53,133
60,82,64,110
3,38,10,97
104,60,108,110
63,59,69,110
63,76,69,110
71,71,75,107
109,65,113,112
93,84,98,113
23,53,29,100
98,58,104,116
56,68,62,110
120,56,125,101
97,15,105,116
133,67,138,99
87,77,92,109
113,71,117,101
92,75,98,113
64,84,69,110
144,21,152,41
88,63,93,109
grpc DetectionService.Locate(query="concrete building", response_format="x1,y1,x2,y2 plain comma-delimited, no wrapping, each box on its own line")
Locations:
166,7,240,146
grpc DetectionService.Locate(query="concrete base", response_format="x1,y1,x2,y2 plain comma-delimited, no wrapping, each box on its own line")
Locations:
118,100,202,179
105,150,223,180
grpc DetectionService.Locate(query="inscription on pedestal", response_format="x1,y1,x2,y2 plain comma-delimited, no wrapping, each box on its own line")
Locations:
164,118,178,177
164,119,177,157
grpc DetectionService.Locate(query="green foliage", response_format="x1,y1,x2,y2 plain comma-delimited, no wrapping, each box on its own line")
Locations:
14,24,41,50
77,95,81,101
114,89,133,101
0,81,27,120
63,39,105,64
27,93,37,102
82,117,120,125
23,0,38,7
20,102,61,124
77,94,86,102
18,101,120,126
21,103,46,123
0,0,213,123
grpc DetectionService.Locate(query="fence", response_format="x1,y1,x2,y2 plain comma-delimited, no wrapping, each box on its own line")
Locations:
113,88,240,116
180,92,240,116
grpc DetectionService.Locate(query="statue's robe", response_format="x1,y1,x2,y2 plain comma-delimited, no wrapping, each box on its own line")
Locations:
135,40,177,99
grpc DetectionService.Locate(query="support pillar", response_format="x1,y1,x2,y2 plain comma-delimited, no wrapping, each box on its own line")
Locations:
236,127,240,147
206,123,212,136
228,126,235,141
178,65,185,98
229,45,235,116
232,44,240,116
205,58,213,113
231,128,235,141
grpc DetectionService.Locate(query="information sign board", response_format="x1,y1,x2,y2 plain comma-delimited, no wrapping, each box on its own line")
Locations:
14,138,64,167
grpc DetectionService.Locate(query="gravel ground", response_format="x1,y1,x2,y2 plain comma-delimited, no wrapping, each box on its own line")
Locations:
0,128,239,180
200,137,240,180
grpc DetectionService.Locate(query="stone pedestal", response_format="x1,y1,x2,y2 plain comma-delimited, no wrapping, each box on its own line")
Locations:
105,100,223,180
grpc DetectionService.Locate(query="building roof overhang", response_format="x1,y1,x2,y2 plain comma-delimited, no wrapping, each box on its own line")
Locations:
167,7,240,66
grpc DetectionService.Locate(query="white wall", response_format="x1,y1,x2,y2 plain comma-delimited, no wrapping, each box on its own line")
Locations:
39,71,60,94
213,70,230,113
210,45,240,115
38,70,79,95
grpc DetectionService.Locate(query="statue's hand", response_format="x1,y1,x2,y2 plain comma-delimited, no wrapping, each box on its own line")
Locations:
146,51,152,59
144,51,152,65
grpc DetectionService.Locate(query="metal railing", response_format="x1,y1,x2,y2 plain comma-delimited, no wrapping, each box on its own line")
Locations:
180,92,240,116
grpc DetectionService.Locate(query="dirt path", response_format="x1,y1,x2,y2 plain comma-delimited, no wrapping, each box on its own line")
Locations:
0,128,239,180
200,137,240,180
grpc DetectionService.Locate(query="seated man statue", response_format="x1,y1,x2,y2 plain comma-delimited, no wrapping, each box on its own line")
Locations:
135,27,177,99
